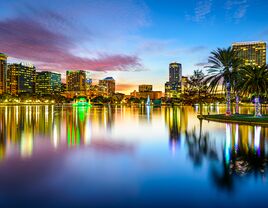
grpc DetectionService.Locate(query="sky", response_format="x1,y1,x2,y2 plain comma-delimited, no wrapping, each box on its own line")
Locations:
0,0,267,94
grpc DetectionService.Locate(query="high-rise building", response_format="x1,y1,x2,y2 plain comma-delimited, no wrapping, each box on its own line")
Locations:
99,77,115,96
66,70,86,97
232,41,266,67
7,63,19,95
139,84,152,92
165,62,182,98
36,71,61,95
0,53,7,95
181,76,189,94
18,63,36,94
7,63,36,95
169,62,182,83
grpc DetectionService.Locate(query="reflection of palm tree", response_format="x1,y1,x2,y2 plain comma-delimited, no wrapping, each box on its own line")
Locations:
185,119,218,166
212,125,268,191
230,147,267,176
211,151,234,191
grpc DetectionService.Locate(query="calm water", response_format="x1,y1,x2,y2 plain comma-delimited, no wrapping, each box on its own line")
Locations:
0,105,268,207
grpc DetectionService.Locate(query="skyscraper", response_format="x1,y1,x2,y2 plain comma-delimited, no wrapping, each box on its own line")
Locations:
165,62,182,98
18,63,36,94
7,63,19,95
66,70,86,97
36,71,61,95
99,77,115,96
7,63,36,95
0,53,7,95
169,62,182,83
232,41,266,67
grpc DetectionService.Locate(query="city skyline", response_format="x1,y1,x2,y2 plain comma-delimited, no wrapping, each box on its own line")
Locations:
0,0,268,94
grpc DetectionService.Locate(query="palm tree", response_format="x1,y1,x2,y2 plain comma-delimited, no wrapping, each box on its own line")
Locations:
205,47,242,116
237,65,268,117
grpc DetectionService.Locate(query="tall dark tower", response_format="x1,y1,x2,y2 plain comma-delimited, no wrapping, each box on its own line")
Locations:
169,62,182,83
0,53,7,95
165,62,182,98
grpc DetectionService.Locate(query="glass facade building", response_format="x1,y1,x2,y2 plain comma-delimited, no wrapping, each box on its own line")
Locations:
6,63,36,95
36,71,61,95
232,41,266,67
99,77,115,96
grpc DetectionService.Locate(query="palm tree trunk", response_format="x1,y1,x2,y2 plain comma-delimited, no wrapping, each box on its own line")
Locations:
235,93,239,114
226,82,231,116
200,102,203,116
254,97,261,117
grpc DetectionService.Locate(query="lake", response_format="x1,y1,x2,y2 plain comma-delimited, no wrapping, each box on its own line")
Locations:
0,105,268,207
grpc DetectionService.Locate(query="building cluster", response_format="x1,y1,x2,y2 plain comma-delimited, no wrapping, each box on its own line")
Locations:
0,53,62,96
130,84,162,100
0,41,266,100
65,70,116,98
0,53,117,99
164,41,267,98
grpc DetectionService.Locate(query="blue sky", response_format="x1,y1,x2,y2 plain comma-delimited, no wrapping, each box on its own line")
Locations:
0,0,267,93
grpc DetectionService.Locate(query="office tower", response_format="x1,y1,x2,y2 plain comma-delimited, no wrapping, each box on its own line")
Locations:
66,70,86,96
0,53,7,95
181,76,189,94
7,63,36,95
99,77,115,96
169,62,182,83
36,71,61,95
7,63,19,95
165,62,182,97
18,63,36,94
232,41,266,67
139,85,153,92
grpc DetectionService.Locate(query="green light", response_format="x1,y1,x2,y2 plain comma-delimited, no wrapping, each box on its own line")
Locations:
72,97,92,107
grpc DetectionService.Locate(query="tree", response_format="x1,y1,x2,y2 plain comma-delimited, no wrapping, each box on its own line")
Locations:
237,65,268,117
205,47,242,116
188,69,207,115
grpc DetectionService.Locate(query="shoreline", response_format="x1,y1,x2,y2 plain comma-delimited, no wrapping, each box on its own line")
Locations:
199,114,268,126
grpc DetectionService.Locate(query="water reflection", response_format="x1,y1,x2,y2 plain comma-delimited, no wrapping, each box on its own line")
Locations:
0,105,268,199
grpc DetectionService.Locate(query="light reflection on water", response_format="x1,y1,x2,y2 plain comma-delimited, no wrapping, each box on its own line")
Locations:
0,105,268,207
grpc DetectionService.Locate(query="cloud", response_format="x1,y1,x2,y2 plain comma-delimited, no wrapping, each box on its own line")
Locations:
0,18,142,72
225,0,249,22
0,0,149,72
186,0,213,22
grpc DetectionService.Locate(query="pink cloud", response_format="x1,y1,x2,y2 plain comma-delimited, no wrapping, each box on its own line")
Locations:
0,18,142,72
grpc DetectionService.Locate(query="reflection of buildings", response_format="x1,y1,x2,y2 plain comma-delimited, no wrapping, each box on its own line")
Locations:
66,107,90,147
0,106,57,159
210,124,268,191
165,62,182,98
232,41,266,67
165,107,188,153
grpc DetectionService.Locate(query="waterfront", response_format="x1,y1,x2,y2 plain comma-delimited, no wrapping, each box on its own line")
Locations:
0,105,268,207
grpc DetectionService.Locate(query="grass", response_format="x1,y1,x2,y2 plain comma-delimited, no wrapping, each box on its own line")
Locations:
199,114,268,126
